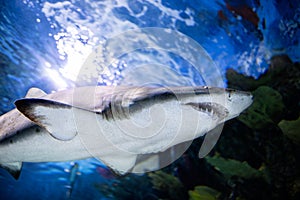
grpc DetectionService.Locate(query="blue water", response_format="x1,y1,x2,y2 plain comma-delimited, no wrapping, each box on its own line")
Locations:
0,0,299,199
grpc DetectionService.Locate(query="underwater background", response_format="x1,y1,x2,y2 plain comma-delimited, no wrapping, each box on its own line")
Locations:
0,0,299,199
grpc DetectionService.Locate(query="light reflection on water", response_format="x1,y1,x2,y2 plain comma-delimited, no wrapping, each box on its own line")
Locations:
1,0,282,112
40,0,215,88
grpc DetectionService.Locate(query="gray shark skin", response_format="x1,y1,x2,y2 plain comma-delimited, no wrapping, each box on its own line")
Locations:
0,86,253,179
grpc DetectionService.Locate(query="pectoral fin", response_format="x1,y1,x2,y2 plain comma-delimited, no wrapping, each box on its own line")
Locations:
132,154,160,173
0,162,22,180
132,141,191,173
15,99,78,141
198,123,224,158
98,152,137,175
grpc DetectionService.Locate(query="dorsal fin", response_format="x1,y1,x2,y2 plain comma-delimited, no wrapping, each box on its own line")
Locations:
25,88,47,98
14,98,78,141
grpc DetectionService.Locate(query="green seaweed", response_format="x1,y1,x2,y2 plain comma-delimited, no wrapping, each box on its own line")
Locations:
148,170,187,200
227,54,300,120
279,116,300,145
238,86,285,129
189,186,220,200
94,174,157,200
205,155,265,180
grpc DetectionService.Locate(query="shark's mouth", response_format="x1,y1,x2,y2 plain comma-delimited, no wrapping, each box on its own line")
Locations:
185,102,229,120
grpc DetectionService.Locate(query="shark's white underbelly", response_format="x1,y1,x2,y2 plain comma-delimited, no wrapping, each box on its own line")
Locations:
90,101,215,154
0,125,90,164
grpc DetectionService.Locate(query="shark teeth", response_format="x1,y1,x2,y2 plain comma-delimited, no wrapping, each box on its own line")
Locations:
185,102,229,120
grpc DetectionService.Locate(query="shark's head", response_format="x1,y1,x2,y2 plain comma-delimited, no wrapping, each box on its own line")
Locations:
178,87,253,131
175,87,253,158
222,88,253,121
179,87,252,136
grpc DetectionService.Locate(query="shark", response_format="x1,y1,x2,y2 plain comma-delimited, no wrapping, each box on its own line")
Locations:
0,86,253,179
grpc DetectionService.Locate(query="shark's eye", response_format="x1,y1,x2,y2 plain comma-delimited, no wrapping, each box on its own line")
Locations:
185,102,229,119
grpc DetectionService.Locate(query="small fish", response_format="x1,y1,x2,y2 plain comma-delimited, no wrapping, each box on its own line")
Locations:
0,86,252,179
225,3,259,28
96,165,115,180
65,162,80,199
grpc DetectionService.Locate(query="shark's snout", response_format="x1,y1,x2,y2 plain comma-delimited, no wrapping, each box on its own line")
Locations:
224,90,253,120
